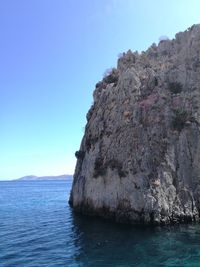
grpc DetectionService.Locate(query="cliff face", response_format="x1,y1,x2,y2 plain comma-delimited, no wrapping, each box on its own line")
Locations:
70,24,200,225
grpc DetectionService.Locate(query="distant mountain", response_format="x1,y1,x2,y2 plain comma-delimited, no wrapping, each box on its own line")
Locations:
16,175,73,181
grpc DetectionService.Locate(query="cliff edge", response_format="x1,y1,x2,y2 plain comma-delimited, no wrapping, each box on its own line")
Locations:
70,24,200,225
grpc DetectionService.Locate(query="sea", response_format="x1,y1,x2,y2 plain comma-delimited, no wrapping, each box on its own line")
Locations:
1,180,200,267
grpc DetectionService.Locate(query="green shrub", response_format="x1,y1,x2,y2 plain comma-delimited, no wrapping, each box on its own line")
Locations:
172,109,189,131
168,82,183,94
104,74,118,84
93,157,106,178
93,157,127,178
85,135,98,151
75,150,85,160
118,168,127,178
107,159,127,178
103,68,119,85
107,159,120,170
154,77,158,86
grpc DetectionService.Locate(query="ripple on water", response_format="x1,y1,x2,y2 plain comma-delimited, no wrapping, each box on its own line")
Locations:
1,181,200,266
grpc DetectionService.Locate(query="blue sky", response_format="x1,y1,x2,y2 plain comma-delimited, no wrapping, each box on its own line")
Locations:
0,0,200,180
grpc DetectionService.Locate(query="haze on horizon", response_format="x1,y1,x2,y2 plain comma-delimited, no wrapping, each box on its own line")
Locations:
1,0,200,180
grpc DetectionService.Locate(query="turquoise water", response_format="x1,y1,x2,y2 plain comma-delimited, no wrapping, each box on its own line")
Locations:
1,180,200,266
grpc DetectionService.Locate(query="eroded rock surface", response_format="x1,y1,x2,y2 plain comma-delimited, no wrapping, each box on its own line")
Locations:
70,24,200,225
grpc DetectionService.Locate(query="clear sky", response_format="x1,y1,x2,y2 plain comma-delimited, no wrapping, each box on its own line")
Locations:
0,0,200,180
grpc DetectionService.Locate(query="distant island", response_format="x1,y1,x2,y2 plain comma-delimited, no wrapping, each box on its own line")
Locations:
15,175,73,181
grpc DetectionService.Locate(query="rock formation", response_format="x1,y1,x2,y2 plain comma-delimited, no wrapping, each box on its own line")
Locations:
70,24,200,225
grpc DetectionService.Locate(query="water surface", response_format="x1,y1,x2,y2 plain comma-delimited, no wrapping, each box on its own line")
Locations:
0,180,200,266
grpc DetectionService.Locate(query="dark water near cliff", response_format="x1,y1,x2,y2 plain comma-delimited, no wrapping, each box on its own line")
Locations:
1,181,200,267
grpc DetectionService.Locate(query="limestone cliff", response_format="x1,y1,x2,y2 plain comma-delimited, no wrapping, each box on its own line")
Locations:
70,24,200,225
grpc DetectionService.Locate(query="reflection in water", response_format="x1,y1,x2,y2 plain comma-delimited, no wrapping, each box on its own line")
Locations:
71,210,200,267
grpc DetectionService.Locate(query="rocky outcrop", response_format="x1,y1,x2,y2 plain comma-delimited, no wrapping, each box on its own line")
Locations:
69,24,200,225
